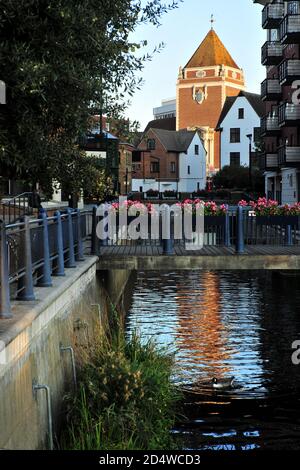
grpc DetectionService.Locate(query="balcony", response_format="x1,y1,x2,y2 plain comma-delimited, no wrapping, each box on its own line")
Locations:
278,145,300,166
264,153,279,170
280,14,300,44
261,78,281,101
261,115,280,136
262,3,284,29
261,41,283,66
279,59,300,84
278,102,300,126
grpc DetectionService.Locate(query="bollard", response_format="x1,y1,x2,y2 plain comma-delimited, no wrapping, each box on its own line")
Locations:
286,225,293,246
53,211,65,276
91,206,98,255
37,211,52,287
76,209,84,261
235,206,245,254
17,216,35,301
65,209,76,268
162,205,174,255
224,211,231,247
100,203,109,247
0,222,12,318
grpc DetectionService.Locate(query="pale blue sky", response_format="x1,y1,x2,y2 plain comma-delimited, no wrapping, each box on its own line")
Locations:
126,0,266,129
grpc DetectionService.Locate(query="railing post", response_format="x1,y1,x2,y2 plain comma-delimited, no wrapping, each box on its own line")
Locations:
76,209,84,261
65,209,76,268
91,206,98,255
17,216,35,301
0,222,12,318
285,225,293,246
235,206,245,254
162,205,174,255
53,211,65,276
100,203,109,247
224,211,231,247
37,210,53,287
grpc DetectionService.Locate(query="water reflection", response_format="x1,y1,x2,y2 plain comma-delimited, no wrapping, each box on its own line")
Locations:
126,270,300,450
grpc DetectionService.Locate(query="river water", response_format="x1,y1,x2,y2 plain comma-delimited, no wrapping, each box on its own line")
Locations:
125,270,300,450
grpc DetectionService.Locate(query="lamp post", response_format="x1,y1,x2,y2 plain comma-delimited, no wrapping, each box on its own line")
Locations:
246,133,253,191
150,155,160,194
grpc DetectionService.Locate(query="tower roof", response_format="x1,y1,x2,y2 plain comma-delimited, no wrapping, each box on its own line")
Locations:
185,29,239,69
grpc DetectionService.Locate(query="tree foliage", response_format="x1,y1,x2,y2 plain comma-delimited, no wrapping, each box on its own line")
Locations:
0,0,181,194
213,165,264,192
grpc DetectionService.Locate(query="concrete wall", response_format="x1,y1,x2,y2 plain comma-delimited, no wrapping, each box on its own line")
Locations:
0,257,132,449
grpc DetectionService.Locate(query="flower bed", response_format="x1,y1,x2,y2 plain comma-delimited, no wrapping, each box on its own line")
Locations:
239,198,300,227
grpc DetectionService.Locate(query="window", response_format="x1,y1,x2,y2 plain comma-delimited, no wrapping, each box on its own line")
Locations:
238,108,244,119
230,152,240,167
230,128,240,143
253,127,261,144
147,139,156,150
288,1,299,15
187,165,191,175
195,145,199,155
150,162,160,173
170,162,176,173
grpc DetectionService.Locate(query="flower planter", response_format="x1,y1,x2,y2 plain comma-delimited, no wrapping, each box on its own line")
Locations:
190,214,227,231
255,215,300,227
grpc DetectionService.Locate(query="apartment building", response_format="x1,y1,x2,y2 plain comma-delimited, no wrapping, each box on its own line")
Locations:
254,0,300,203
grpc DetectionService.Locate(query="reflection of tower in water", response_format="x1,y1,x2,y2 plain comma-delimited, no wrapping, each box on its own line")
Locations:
176,272,232,382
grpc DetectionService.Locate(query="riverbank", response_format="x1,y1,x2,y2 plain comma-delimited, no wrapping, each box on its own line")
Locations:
60,307,181,450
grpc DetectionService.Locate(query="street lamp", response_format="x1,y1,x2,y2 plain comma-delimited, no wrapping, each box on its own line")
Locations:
150,155,160,194
246,133,253,191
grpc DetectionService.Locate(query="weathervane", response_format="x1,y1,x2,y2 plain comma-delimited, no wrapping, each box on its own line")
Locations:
210,14,215,30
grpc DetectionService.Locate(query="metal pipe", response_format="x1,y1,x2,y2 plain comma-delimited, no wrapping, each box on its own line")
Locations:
0,222,12,318
60,345,77,390
91,303,102,326
17,216,35,301
32,382,54,450
37,210,53,287
53,211,65,276
236,206,245,254
76,209,84,261
65,209,76,268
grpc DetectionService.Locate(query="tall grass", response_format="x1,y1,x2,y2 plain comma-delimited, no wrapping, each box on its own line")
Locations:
60,309,181,450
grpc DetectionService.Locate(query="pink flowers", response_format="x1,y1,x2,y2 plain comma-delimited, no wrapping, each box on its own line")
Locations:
176,200,228,216
239,198,300,216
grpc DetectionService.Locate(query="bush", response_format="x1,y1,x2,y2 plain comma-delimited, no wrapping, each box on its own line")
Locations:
61,322,181,450
146,189,159,197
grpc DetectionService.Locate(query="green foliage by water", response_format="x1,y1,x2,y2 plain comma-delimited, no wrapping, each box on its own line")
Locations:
61,324,181,450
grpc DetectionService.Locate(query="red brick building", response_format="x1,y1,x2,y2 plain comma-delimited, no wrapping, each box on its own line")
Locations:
176,28,245,174
133,128,206,193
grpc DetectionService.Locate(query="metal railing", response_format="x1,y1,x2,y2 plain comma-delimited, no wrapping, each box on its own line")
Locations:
0,208,93,318
0,192,34,224
2,205,300,318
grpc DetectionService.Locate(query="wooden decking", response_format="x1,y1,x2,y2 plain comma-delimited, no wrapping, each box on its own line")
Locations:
97,245,300,271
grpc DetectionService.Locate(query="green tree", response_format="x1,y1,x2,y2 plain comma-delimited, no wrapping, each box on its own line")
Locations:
0,0,181,195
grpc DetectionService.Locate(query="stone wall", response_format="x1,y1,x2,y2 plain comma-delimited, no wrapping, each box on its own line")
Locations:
0,257,132,449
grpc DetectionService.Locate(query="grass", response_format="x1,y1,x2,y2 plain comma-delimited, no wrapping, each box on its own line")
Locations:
60,308,181,450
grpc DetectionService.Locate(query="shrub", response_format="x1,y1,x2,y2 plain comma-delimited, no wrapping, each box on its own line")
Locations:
61,324,181,450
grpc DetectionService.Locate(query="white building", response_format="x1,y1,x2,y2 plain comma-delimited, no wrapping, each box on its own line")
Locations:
133,128,207,194
153,98,176,120
216,91,264,168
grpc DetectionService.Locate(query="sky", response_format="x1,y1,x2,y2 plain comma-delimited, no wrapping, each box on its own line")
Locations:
126,0,266,130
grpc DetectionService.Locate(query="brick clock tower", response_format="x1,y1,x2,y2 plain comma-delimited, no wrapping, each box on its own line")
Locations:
176,26,245,173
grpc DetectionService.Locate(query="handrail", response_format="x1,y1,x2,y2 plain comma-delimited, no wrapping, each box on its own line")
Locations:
0,208,93,318
1,192,34,224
